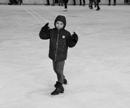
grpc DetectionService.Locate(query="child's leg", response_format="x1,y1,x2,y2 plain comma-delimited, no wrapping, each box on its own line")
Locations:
53,61,65,84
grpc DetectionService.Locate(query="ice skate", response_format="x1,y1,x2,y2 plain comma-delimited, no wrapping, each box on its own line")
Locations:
51,82,64,95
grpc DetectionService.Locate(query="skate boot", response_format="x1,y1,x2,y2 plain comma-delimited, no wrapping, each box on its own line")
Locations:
89,5,93,9
96,6,100,11
51,82,64,95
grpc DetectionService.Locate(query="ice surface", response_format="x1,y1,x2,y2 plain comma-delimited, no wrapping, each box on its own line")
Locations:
0,5,130,108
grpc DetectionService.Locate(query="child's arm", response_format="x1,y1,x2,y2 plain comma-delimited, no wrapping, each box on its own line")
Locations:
39,23,51,40
67,32,78,48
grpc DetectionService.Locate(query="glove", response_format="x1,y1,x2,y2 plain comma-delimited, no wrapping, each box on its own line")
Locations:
72,32,78,42
42,23,49,31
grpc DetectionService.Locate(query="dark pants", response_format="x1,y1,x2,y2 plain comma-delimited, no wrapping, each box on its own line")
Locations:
9,0,18,5
89,0,100,9
73,0,76,5
63,0,68,9
58,0,64,6
108,0,116,5
89,0,95,8
53,60,65,84
79,0,86,5
46,0,50,5
9,0,22,5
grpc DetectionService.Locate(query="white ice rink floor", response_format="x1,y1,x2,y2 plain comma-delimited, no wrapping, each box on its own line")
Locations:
0,5,130,108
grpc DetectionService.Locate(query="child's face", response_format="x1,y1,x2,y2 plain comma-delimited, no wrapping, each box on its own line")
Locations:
56,21,64,30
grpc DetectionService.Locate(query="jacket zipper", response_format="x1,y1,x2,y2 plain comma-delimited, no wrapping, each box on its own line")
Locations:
54,30,60,61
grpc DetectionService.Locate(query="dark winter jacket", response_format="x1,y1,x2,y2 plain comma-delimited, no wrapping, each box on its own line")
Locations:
39,15,78,61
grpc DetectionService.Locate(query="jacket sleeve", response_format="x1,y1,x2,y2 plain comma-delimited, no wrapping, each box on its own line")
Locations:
39,27,51,40
67,32,78,48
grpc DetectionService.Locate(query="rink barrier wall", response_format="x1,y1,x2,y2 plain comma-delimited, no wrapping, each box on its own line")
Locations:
0,0,127,5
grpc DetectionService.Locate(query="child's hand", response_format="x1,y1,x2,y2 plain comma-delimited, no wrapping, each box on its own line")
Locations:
68,32,78,47
72,32,78,41
42,23,50,31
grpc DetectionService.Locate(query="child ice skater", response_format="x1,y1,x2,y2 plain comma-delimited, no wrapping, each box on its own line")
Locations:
39,15,78,95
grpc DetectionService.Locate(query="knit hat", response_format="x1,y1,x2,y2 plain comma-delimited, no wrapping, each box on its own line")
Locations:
54,15,66,28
